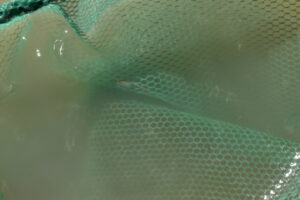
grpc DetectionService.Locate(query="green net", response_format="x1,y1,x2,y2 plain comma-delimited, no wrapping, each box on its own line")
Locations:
0,0,299,199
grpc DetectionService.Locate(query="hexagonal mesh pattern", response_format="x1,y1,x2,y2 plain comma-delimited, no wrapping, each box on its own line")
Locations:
56,0,300,139
87,101,300,200
0,0,299,199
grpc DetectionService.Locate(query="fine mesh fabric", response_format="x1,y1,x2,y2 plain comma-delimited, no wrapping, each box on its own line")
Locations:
0,0,299,200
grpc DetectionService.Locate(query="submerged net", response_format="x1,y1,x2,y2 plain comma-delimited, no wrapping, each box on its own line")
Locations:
0,0,299,199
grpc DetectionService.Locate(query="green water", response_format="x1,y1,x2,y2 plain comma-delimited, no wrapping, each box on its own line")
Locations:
0,0,299,200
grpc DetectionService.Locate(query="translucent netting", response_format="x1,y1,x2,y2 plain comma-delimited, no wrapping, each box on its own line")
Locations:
86,101,300,200
0,0,299,200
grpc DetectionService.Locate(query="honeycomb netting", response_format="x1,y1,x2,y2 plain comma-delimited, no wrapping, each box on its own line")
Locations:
0,0,299,200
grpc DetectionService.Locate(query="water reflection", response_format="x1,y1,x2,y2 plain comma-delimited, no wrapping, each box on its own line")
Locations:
36,49,41,57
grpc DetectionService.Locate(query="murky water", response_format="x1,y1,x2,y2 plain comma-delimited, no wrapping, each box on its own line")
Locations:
0,0,299,199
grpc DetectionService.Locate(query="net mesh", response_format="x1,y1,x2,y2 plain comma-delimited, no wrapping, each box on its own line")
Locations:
0,0,299,199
